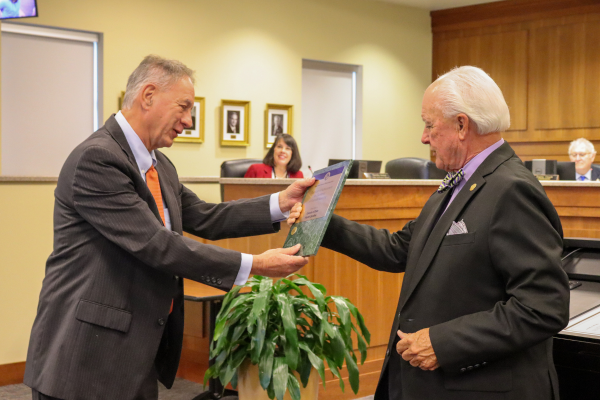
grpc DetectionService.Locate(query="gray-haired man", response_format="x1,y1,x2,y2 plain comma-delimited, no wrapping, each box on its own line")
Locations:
24,55,313,400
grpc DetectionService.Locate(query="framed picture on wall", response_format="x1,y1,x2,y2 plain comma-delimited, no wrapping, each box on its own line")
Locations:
265,104,293,148
221,100,250,147
175,96,205,143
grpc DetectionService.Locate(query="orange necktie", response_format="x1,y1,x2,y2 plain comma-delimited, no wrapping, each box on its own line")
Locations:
146,166,173,314
146,166,165,225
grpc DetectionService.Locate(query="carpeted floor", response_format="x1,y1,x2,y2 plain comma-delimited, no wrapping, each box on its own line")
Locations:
0,379,374,400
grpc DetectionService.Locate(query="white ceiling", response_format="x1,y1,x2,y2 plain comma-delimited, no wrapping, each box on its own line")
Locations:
372,0,503,11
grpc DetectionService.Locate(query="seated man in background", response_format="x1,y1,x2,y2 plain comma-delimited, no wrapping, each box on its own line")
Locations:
569,137,599,181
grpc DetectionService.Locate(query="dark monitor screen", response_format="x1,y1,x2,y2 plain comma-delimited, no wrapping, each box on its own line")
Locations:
0,0,38,20
328,159,382,179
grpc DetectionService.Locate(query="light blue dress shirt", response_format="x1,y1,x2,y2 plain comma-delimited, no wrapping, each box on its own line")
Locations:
115,111,289,285
576,170,592,181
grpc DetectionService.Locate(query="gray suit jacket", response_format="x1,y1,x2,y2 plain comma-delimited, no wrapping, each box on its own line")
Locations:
322,142,570,400
24,116,279,399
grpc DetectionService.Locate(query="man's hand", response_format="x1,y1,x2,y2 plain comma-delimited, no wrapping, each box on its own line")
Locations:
279,177,315,213
287,202,303,227
396,328,439,371
251,244,309,277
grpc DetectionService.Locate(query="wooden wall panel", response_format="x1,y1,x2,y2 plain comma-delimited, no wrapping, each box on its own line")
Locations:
530,21,600,130
431,0,600,165
433,30,528,131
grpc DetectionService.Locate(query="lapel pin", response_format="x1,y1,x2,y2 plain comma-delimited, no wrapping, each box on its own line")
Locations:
291,226,297,235
470,184,477,191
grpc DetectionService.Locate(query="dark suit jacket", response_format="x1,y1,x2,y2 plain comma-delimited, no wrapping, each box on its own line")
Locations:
24,116,279,400
244,163,304,178
591,165,600,181
321,142,569,400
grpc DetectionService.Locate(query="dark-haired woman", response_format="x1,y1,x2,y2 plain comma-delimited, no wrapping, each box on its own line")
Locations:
245,134,304,178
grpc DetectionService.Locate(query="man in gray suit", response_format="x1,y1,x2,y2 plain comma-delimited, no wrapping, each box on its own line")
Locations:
24,55,313,400
289,66,570,399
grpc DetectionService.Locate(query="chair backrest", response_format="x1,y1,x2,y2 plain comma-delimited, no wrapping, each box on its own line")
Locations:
427,161,447,179
220,159,262,201
220,159,263,178
385,157,446,179
557,161,576,180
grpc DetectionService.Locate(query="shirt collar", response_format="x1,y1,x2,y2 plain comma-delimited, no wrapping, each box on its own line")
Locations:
115,111,156,177
453,138,505,193
576,169,592,181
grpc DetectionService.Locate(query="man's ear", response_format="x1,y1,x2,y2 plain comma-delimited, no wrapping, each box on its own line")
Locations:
456,114,469,140
140,84,157,110
592,151,597,163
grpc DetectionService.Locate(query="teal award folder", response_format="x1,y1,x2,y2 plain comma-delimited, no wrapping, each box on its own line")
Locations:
283,160,353,256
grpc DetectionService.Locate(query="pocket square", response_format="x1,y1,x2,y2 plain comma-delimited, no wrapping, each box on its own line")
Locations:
447,220,468,236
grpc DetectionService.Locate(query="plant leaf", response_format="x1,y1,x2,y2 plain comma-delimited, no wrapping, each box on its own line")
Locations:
251,303,269,363
299,342,325,384
259,336,276,389
276,293,299,370
332,296,352,337
345,348,360,394
217,285,242,319
249,278,272,325
293,277,326,310
272,357,289,400
281,278,307,297
352,324,368,364
297,352,312,388
324,355,342,391
344,299,371,344
214,294,249,341
331,327,346,367
287,374,301,400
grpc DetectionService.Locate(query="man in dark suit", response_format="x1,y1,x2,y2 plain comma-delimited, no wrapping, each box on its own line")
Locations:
24,55,313,400
290,66,570,399
568,137,600,181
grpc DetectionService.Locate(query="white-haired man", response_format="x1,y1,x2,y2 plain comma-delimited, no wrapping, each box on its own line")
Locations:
569,138,599,181
24,55,314,400
290,66,569,399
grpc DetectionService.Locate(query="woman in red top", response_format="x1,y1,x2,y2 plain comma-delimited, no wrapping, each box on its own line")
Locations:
245,134,304,178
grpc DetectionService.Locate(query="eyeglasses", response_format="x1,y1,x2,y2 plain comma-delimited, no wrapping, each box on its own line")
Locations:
569,152,592,159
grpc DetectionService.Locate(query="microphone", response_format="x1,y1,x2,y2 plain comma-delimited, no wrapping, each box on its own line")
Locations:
308,165,314,177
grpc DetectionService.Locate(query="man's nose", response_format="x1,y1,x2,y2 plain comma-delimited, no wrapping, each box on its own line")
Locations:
182,111,193,128
421,131,430,144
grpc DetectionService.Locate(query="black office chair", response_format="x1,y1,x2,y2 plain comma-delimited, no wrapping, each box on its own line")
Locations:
557,161,576,181
385,157,446,179
219,158,262,201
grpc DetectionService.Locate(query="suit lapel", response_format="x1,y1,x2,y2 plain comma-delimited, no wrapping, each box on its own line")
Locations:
397,141,518,311
104,115,140,172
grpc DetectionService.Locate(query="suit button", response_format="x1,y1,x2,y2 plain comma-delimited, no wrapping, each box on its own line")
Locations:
211,277,217,284
460,368,466,373
482,362,487,366
467,366,473,371
474,364,480,368
386,349,390,357
158,318,165,326
217,279,222,285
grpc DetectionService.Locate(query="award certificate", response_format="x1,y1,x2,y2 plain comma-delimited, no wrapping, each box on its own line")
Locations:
283,160,352,256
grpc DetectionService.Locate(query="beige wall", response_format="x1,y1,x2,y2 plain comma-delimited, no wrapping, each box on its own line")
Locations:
0,0,431,364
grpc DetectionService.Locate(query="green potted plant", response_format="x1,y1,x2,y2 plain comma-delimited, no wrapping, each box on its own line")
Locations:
204,274,371,400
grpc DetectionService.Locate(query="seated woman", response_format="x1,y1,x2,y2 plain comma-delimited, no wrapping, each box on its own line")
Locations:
245,134,304,178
